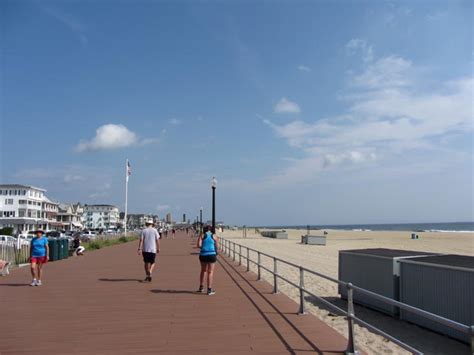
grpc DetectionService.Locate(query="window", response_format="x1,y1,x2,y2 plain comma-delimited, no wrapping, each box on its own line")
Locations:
19,200,27,204
4,199,13,205
22,190,26,195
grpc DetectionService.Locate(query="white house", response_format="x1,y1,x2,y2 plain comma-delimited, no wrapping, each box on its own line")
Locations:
57,203,84,231
42,196,61,231
83,204,119,230
0,184,56,233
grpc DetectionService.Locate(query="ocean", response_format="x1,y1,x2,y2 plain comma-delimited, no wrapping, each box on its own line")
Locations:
262,222,474,233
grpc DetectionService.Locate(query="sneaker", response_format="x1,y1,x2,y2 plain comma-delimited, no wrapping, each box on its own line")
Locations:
148,276,152,283
207,289,216,296
143,277,150,283
30,279,37,287
197,286,204,293
36,280,42,286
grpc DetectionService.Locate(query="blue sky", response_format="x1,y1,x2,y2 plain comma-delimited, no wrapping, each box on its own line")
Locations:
1,0,473,225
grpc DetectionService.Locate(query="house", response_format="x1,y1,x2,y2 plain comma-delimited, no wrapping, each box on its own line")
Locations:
83,204,119,230
0,184,55,234
57,203,84,231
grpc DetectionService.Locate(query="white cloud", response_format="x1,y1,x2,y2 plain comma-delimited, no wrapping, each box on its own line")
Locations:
351,56,413,89
156,205,170,212
169,118,181,125
274,97,301,114
426,11,447,21
76,124,142,152
346,39,373,63
264,46,473,184
42,6,88,46
298,65,311,72
63,174,85,183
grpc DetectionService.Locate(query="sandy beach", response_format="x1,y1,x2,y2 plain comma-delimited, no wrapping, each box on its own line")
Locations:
220,228,474,355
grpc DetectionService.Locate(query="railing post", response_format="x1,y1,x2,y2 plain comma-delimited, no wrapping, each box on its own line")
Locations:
470,325,474,355
246,248,250,272
345,283,359,355
273,257,278,294
298,267,306,315
233,242,235,261
239,245,242,265
257,252,261,280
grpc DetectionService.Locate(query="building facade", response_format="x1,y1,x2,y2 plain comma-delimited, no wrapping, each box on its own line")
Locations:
57,203,84,231
83,204,119,230
42,197,62,231
119,213,160,229
0,184,57,233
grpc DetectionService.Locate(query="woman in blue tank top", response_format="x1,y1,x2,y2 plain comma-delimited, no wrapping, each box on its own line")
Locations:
197,225,219,295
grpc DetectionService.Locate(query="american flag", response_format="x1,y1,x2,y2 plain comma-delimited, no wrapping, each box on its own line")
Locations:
127,160,131,176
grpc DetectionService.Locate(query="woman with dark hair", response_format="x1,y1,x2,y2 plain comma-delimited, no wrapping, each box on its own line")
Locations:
29,230,49,286
196,225,218,295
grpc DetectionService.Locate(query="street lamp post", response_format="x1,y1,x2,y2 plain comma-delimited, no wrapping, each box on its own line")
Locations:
199,207,203,234
211,177,217,233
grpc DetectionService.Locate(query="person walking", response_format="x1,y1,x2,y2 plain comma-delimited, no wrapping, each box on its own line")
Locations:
171,228,176,239
29,230,49,286
137,220,161,282
196,225,218,295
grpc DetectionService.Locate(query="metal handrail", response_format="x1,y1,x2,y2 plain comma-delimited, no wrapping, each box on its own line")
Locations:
218,237,473,355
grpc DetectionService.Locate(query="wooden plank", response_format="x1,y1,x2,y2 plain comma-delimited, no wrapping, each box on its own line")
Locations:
0,231,350,354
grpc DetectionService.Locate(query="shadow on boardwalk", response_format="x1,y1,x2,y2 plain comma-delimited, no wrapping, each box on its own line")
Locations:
98,278,142,282
219,256,330,355
151,289,199,295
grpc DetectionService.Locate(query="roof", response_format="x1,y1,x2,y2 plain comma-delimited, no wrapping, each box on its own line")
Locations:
0,184,46,192
340,248,439,258
84,204,118,208
42,196,59,205
400,254,474,269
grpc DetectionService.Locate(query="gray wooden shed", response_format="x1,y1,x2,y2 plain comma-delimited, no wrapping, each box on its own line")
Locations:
260,230,288,239
399,254,474,344
339,248,439,316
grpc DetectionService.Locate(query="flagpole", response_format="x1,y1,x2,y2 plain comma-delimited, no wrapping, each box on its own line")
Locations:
125,159,129,238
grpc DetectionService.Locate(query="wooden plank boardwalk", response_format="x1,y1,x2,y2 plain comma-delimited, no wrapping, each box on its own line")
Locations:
0,231,350,354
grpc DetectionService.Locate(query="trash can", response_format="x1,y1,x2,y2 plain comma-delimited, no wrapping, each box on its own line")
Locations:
61,238,69,259
48,238,59,261
58,239,64,260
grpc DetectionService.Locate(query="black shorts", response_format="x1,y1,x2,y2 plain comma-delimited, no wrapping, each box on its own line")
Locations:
142,252,156,264
199,255,217,263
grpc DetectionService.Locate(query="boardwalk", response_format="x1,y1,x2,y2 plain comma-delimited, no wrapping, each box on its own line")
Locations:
0,232,350,354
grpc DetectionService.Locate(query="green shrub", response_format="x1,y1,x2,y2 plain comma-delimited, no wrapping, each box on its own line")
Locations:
0,227,14,236
88,241,102,250
118,236,128,243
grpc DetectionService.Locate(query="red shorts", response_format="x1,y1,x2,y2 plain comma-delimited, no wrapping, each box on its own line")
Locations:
31,256,48,264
